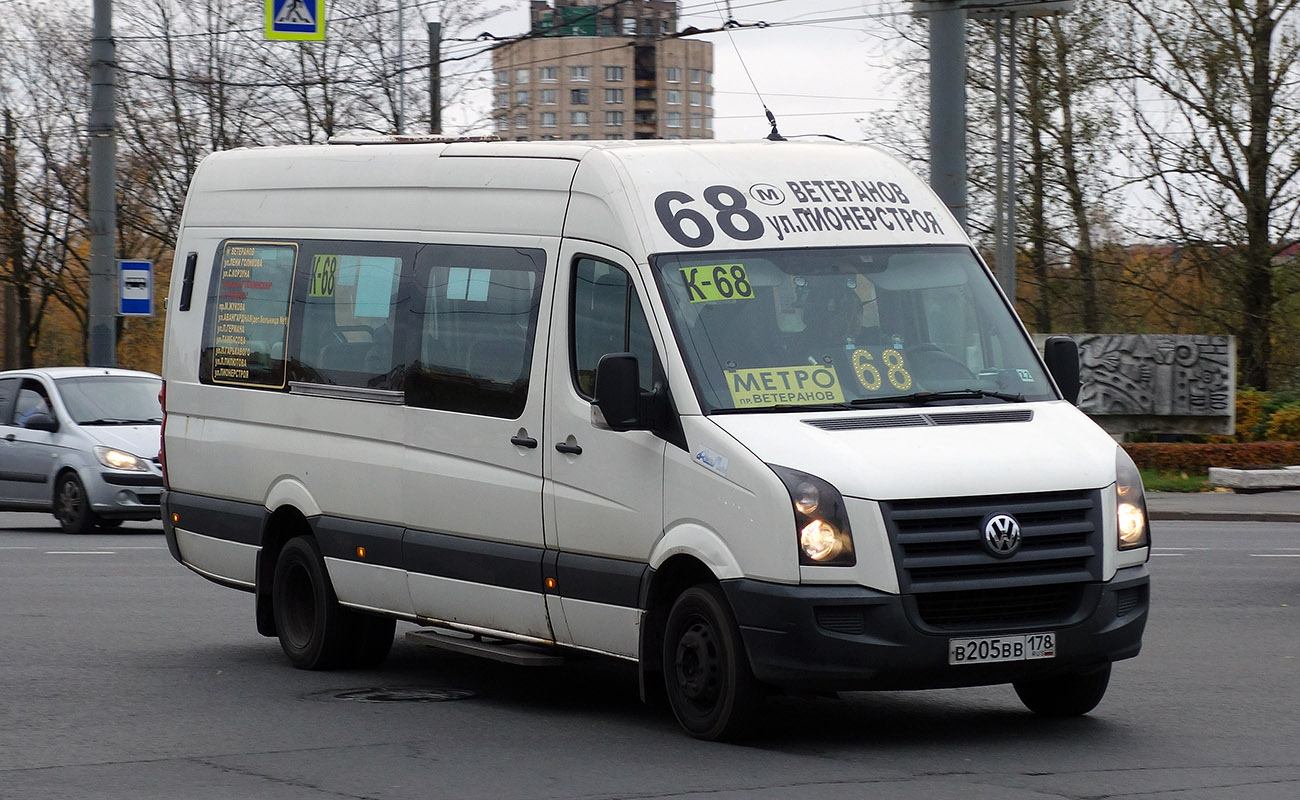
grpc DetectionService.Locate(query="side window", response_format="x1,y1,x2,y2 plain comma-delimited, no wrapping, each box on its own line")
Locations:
406,245,545,418
201,241,298,388
572,258,655,398
0,377,18,425
12,380,51,426
289,244,413,389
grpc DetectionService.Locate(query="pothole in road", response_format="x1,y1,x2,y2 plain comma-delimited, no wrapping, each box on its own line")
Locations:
323,687,478,703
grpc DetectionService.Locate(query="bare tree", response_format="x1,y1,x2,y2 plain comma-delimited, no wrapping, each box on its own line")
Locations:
1109,0,1300,389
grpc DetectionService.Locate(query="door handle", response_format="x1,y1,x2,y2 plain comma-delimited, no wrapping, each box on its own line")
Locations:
510,435,538,448
554,441,583,455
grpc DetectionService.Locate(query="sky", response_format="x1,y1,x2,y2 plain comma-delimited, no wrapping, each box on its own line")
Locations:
462,0,910,142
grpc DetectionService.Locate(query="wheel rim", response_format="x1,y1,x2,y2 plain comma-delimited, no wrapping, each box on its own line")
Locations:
56,479,83,526
674,618,722,712
281,562,317,650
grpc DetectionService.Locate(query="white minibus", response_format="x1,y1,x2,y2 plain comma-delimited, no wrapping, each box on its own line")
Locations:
161,138,1149,739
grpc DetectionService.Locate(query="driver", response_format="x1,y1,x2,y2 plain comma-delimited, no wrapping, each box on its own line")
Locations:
797,279,882,363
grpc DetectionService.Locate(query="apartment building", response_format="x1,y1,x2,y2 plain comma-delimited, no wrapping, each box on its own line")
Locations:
491,1,714,141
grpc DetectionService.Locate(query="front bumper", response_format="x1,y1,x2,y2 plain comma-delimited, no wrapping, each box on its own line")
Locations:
721,565,1149,691
88,470,163,520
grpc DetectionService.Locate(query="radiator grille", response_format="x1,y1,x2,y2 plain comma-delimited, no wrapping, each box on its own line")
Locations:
880,490,1103,630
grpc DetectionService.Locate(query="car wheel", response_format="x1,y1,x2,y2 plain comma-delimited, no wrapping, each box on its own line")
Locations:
272,536,351,670
97,519,124,529
54,473,98,534
1014,664,1112,717
662,584,761,740
346,614,397,668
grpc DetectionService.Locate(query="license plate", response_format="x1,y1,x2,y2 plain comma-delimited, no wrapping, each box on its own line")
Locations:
948,632,1056,665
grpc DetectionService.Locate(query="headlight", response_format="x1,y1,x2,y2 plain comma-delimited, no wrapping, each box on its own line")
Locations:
94,446,149,471
771,465,856,566
1115,448,1150,550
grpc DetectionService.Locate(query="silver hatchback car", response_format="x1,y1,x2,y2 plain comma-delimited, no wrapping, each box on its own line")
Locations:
0,367,164,533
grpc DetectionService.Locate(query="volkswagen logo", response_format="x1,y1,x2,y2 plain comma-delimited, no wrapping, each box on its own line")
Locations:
983,513,1022,558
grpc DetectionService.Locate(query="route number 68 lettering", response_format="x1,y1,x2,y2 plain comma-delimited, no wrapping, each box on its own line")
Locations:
654,186,766,248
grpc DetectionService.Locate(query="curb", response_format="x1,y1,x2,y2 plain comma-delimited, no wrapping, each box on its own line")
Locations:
1148,510,1300,523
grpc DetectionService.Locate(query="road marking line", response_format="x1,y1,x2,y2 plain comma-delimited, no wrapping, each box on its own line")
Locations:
1156,547,1213,551
1251,554,1300,558
1152,553,1185,557
44,551,116,555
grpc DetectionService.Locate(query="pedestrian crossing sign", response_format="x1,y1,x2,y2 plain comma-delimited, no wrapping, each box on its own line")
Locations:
266,0,325,41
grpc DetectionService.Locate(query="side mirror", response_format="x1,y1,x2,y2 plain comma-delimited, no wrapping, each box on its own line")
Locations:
22,412,58,432
1043,336,1081,405
593,353,643,431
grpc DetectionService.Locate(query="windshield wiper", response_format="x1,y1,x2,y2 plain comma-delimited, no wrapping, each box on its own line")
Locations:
79,417,162,425
849,388,1026,407
712,402,859,414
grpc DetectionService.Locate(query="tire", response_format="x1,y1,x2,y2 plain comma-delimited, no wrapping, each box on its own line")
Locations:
662,584,761,740
271,536,396,670
346,613,397,668
1014,664,1112,717
97,519,124,529
54,473,98,534
272,536,351,669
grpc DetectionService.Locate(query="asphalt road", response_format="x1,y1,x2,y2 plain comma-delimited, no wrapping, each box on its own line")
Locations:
0,512,1297,800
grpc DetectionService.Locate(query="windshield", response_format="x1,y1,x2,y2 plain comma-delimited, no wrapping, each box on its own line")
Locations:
652,245,1055,412
55,376,163,425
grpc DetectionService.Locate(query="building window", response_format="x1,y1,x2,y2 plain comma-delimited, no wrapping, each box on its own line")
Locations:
690,91,701,107
494,91,509,108
705,113,713,129
706,92,713,108
541,134,558,140
515,114,528,129
541,89,558,105
570,65,590,82
541,112,557,128
706,71,713,85
571,134,590,140
516,135,529,141
496,117,509,132
690,69,702,84
666,90,681,105
666,67,681,83
570,88,590,105
667,111,682,128
605,65,624,82
604,88,624,104
606,111,624,126
690,115,701,129
495,70,508,86
540,66,558,82
606,133,624,140
571,111,590,127
515,90,529,106
622,19,636,35
514,68,529,83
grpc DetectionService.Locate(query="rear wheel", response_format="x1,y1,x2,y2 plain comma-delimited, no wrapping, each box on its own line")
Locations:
662,584,761,740
54,473,98,534
1014,664,1112,717
272,536,394,670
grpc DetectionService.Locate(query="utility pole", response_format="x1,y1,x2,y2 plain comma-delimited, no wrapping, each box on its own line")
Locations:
928,1,968,231
89,0,117,366
429,22,442,135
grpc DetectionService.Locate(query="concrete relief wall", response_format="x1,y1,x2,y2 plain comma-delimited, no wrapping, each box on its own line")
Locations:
1034,334,1236,435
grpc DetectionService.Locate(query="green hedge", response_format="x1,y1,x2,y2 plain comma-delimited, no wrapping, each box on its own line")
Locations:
1123,442,1300,471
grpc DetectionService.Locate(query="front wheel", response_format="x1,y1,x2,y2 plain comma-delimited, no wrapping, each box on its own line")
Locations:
1014,664,1112,717
662,584,761,740
54,473,98,534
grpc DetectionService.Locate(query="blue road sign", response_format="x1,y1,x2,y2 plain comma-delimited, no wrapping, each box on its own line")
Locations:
119,260,153,316
267,0,325,41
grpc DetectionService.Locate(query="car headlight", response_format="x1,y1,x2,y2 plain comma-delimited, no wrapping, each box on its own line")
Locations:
770,465,856,566
1115,448,1150,550
94,446,150,471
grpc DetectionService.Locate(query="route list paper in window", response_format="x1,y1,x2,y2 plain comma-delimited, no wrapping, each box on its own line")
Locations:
208,241,297,388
